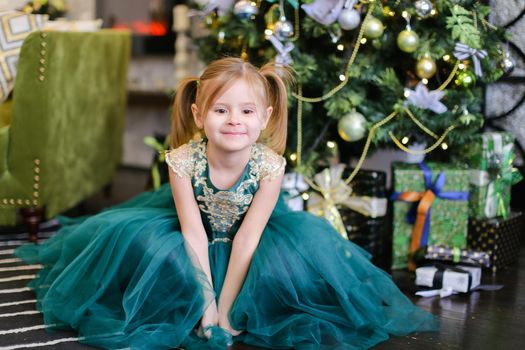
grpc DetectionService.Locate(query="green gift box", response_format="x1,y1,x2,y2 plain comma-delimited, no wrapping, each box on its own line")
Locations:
391,162,470,269
468,132,522,220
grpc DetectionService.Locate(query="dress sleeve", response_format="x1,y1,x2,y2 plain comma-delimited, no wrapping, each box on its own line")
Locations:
259,146,286,181
165,143,194,178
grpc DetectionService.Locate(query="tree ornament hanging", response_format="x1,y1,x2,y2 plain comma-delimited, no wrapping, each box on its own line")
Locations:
454,70,476,88
414,0,433,18
233,0,259,20
416,55,437,79
274,16,294,40
397,30,419,53
337,111,367,142
273,0,294,41
337,0,361,30
397,13,419,53
363,16,384,39
500,49,515,76
459,108,477,126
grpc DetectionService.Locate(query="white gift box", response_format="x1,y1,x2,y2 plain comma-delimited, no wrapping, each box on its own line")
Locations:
415,265,481,293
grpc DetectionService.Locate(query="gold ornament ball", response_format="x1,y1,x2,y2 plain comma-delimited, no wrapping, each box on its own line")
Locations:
337,111,367,142
455,71,476,88
363,16,384,39
416,56,437,79
397,30,419,53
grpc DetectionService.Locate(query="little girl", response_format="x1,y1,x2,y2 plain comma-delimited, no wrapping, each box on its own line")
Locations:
17,57,437,350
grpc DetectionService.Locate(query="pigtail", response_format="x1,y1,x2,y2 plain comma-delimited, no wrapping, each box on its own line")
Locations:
259,63,294,155
171,77,200,149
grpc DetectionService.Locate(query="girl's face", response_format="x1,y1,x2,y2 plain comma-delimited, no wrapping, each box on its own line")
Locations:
192,79,272,154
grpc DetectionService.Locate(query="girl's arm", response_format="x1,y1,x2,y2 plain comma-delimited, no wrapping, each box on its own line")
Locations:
168,169,218,330
217,172,283,333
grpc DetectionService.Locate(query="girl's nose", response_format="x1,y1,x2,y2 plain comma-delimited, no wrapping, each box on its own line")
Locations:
227,112,241,125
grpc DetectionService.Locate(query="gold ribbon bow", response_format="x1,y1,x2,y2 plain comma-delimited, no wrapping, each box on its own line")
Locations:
307,164,387,239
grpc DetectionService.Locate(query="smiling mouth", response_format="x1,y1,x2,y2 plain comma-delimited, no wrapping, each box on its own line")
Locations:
222,132,247,136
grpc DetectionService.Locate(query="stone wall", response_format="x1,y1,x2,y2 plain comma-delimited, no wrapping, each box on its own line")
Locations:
486,0,525,164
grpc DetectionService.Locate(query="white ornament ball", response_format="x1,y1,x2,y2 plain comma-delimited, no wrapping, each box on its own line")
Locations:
337,111,367,142
233,0,259,20
414,0,433,18
274,16,294,41
337,8,361,31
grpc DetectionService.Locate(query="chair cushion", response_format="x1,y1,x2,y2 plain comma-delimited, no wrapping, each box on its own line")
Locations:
0,11,47,103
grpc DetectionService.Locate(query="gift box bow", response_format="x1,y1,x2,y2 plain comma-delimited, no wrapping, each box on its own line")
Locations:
471,133,523,219
307,164,387,239
392,163,469,268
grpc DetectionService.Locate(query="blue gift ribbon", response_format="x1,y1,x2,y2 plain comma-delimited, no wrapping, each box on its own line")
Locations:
392,163,469,248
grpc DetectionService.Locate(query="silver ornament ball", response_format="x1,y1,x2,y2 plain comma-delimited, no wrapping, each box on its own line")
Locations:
233,0,259,20
337,8,361,31
501,54,515,76
337,111,367,142
274,16,294,41
414,0,433,18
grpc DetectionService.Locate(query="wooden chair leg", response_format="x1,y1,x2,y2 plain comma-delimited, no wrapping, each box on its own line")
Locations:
20,207,44,243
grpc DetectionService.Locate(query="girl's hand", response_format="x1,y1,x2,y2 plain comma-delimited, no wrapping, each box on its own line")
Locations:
198,302,219,339
218,313,243,337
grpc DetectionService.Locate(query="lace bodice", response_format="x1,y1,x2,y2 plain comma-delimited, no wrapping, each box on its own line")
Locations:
166,139,286,239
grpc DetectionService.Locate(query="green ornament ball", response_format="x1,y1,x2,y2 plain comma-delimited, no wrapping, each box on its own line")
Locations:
397,30,419,53
337,111,367,142
363,16,384,39
455,70,476,88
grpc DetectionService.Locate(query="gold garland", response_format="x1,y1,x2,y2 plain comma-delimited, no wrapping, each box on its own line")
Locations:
281,0,462,184
389,124,457,154
404,107,438,139
438,61,459,91
291,1,376,103
343,111,398,185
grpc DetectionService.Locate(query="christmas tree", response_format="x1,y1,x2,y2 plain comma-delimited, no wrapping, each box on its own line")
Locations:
189,0,511,177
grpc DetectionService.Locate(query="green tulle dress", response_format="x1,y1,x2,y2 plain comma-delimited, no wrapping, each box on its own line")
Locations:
16,139,438,350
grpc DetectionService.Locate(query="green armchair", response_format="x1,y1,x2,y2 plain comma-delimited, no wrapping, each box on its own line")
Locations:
0,30,131,241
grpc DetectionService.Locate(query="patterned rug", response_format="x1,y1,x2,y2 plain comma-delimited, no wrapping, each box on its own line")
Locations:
0,223,96,350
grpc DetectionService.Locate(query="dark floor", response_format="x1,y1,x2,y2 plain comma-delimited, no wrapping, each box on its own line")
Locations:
2,166,525,349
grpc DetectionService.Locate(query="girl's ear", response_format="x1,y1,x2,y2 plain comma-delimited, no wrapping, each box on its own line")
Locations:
191,104,203,129
262,106,273,130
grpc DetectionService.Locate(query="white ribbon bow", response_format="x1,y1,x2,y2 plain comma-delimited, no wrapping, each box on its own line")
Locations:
453,42,488,77
191,0,235,16
301,0,357,25
267,34,294,66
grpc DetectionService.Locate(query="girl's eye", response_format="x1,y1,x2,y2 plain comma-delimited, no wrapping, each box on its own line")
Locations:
243,109,254,114
214,108,227,114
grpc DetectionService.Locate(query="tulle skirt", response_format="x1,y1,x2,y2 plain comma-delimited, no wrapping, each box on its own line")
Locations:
16,185,438,349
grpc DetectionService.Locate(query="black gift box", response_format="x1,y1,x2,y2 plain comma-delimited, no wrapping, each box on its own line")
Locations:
424,245,491,268
339,169,388,268
468,211,524,272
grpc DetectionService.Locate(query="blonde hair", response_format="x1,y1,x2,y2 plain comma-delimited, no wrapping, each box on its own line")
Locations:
171,57,292,155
